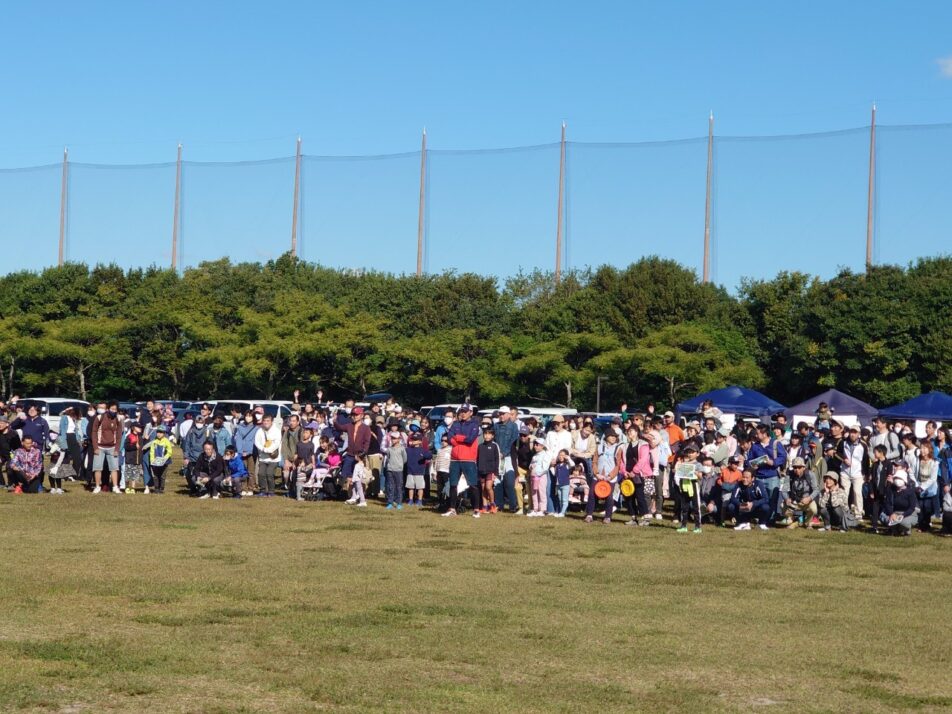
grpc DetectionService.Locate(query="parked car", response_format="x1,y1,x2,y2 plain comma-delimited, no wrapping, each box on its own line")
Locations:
14,397,90,432
426,404,480,422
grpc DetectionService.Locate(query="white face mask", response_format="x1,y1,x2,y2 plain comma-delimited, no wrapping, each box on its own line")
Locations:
444,417,453,426
362,417,371,426
96,408,105,415
87,411,96,418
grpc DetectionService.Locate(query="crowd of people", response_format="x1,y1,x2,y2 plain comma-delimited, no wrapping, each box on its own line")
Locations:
1,394,950,537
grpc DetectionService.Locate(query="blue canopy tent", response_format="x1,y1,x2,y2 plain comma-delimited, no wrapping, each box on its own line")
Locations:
783,389,879,426
878,391,952,422
676,386,786,418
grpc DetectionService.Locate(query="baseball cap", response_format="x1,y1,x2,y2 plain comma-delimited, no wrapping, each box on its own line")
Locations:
458,404,472,413
663,411,675,419
822,440,836,451
352,407,364,416
497,406,511,415
791,457,806,468
848,424,861,432
728,455,741,464
156,424,167,432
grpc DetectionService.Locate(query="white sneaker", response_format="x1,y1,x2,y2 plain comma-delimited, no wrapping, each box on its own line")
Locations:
554,513,565,518
472,510,480,518
198,494,210,500
734,522,751,531
758,524,769,530
654,513,663,520
441,509,457,517
356,502,367,507
212,494,220,500
143,487,150,494
92,486,101,494
345,498,357,505
111,486,121,494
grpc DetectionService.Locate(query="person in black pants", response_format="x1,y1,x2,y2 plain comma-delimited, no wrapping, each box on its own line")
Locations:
0,416,21,488
194,441,225,499
867,445,892,533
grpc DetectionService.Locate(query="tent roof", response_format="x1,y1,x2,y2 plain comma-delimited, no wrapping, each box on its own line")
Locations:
676,385,786,418
783,388,879,423
878,391,952,421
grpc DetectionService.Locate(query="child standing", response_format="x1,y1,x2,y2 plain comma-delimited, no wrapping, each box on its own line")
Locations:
550,448,573,517
121,423,146,494
347,455,369,507
674,445,702,533
147,425,174,494
528,437,549,517
405,432,430,506
383,427,407,510
476,427,503,514
433,434,452,512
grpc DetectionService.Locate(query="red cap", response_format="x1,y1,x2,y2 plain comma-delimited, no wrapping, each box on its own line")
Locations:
352,407,364,415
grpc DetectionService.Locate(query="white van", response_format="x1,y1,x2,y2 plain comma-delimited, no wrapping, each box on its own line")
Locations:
15,397,90,432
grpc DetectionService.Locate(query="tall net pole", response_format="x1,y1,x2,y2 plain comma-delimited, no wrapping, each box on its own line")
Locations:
291,136,302,257
866,103,876,272
58,147,68,267
555,121,566,285
172,143,182,271
703,112,713,284
416,128,427,277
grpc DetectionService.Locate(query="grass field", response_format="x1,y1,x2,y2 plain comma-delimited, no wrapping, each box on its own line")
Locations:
3,475,952,713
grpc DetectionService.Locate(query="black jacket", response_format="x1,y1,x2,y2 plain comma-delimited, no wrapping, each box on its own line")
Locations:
477,441,502,476
194,452,225,479
885,486,918,518
0,430,21,463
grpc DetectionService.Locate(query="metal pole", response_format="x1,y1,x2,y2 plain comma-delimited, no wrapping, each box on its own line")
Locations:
866,103,876,272
555,121,566,285
596,375,603,413
58,147,68,266
416,128,427,276
291,136,302,257
703,112,713,284
172,143,182,271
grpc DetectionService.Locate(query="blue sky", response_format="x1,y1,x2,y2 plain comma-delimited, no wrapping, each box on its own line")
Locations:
2,0,951,289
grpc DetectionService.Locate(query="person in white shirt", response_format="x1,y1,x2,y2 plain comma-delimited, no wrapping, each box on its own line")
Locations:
839,424,866,517
253,414,282,497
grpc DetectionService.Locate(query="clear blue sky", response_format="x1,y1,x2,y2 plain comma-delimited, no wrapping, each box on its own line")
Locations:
2,0,951,289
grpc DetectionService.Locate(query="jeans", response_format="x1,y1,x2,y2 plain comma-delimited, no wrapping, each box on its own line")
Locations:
756,476,781,521
449,461,478,489
918,495,939,530
546,473,557,513
386,469,403,505
736,503,772,525
557,484,570,515
494,459,518,511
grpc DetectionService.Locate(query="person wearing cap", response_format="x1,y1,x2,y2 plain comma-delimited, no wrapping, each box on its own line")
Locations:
585,430,620,524
544,415,573,514
781,457,820,528
817,472,853,532
527,437,551,517
492,406,520,513
840,424,867,520
883,468,918,535
146,424,174,493
708,426,733,467
443,404,481,518
673,444,703,532
746,424,787,526
716,456,744,525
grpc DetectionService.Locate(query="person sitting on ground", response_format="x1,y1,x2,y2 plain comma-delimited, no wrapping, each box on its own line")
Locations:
818,472,853,532
730,468,770,531
717,456,744,526
8,434,43,493
782,457,820,528
883,469,918,536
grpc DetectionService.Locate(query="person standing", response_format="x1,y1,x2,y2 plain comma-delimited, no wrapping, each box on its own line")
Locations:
747,424,787,525
0,416,21,488
840,424,867,519
493,407,520,513
442,404,480,518
90,402,122,494
254,414,282,497
233,411,259,496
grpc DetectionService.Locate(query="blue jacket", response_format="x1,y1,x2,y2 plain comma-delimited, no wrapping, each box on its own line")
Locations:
748,439,787,480
233,422,259,457
56,415,70,449
494,420,520,463
226,454,249,478
405,444,430,476
730,482,769,511
210,426,233,457
182,424,209,462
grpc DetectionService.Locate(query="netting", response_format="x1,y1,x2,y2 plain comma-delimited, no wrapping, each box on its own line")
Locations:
0,164,60,273
874,123,952,266
1,124,951,288
425,144,560,281
67,162,176,269
711,128,870,290
299,152,420,273
566,138,708,276
181,157,296,267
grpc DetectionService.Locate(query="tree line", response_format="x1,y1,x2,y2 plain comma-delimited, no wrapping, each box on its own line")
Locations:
0,254,948,411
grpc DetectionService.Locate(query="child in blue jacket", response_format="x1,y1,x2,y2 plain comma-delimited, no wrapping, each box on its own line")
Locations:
223,446,249,498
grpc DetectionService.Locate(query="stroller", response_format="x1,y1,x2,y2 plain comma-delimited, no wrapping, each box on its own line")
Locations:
299,466,341,501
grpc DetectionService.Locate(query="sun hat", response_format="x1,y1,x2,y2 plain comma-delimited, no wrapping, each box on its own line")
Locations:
791,457,806,468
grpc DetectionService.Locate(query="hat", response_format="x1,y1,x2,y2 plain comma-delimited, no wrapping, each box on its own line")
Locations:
156,424,167,432
393,404,402,413
681,444,698,454
663,411,675,419
532,436,546,447
791,457,806,468
611,416,623,425
728,455,741,464
848,424,861,432
0,415,8,424
551,414,565,423
305,420,321,431
822,440,836,451
686,421,700,431
352,407,364,415
497,406,511,415
409,423,421,433
893,472,907,485
408,431,421,441
458,404,472,413
518,424,529,435
823,472,838,482
717,426,731,437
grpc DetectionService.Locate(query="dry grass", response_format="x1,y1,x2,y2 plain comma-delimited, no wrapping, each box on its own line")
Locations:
1,475,952,713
